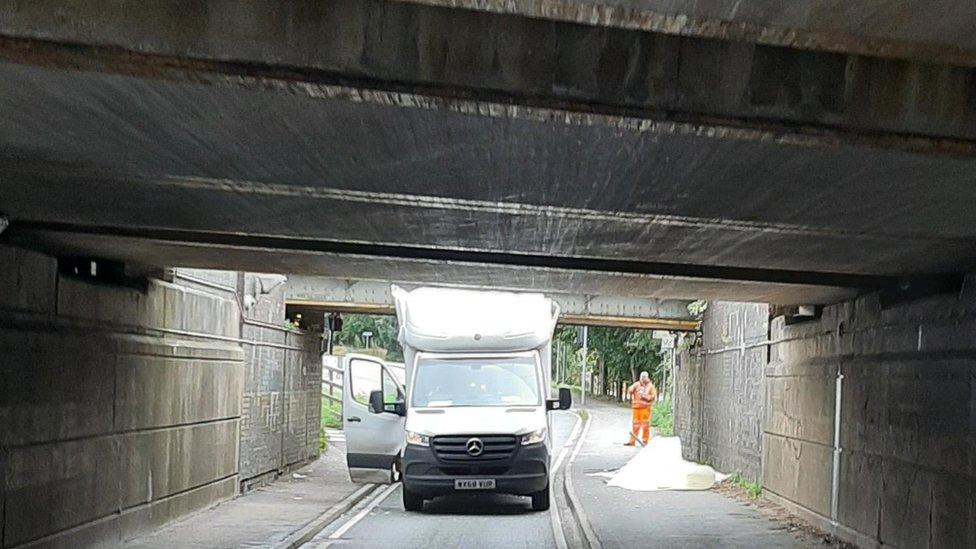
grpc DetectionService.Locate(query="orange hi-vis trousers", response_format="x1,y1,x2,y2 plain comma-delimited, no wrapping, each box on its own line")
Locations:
630,407,652,445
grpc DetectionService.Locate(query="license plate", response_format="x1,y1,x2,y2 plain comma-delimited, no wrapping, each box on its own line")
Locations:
455,479,496,490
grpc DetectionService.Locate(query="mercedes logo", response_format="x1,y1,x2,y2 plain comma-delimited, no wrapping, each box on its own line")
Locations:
466,437,484,457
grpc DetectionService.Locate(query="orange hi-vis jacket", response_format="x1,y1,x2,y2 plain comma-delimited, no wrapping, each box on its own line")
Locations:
628,381,657,409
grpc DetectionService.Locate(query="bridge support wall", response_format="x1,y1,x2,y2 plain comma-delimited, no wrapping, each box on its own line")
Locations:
674,302,767,483
766,285,976,548
0,247,321,548
677,291,976,548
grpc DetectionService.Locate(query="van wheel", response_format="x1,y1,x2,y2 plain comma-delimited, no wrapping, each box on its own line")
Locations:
531,485,550,511
402,486,424,512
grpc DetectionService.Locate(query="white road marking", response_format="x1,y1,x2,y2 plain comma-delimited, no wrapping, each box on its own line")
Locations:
565,413,602,549
550,412,583,549
327,483,399,541
552,412,583,474
284,484,378,549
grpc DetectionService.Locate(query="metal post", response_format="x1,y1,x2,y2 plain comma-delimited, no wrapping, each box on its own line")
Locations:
560,343,565,385
561,343,566,385
556,344,562,385
660,350,666,401
581,325,588,406
670,347,676,399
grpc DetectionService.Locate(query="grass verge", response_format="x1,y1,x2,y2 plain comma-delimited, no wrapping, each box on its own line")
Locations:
320,395,342,451
322,395,342,429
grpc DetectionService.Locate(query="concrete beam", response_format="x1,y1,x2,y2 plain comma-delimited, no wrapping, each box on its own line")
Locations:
403,1,976,67
2,228,861,305
284,275,700,329
2,0,976,141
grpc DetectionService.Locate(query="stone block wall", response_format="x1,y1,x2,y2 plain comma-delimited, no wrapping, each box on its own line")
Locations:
0,246,242,548
674,301,767,482
674,348,704,463
0,249,322,547
766,288,976,549
160,269,323,488
237,273,322,488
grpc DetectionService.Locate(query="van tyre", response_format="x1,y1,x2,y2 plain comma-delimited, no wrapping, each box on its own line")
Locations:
531,485,550,511
402,486,424,512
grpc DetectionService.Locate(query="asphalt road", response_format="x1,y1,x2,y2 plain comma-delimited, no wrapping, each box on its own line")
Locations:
308,410,578,548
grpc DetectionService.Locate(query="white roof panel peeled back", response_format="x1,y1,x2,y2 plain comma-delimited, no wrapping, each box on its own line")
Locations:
393,286,559,352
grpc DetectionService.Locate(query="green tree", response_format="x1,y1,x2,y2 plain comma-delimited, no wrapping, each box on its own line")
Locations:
333,314,403,361
552,326,584,385
552,326,663,401
588,327,662,399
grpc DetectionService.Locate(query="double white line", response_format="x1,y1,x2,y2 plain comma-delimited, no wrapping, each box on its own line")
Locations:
326,483,400,543
550,413,583,549
552,411,601,549
298,483,399,548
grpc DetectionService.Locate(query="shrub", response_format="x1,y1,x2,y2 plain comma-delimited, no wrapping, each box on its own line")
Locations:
652,396,673,436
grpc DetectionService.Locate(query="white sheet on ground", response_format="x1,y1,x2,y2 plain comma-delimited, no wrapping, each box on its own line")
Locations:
606,436,726,491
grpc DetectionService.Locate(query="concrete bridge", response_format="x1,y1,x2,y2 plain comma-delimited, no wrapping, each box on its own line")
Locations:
3,0,976,306
2,2,976,548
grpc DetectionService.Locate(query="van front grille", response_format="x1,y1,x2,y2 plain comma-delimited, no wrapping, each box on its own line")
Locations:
431,435,517,462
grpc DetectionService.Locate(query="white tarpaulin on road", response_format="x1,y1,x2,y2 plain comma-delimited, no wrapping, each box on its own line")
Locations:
605,437,725,491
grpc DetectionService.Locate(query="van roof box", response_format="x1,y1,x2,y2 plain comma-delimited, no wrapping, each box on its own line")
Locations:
393,286,559,353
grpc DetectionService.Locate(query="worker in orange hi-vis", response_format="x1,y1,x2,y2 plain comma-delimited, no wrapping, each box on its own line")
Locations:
625,371,657,446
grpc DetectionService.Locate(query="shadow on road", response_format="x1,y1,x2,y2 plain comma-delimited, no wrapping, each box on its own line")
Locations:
419,492,536,515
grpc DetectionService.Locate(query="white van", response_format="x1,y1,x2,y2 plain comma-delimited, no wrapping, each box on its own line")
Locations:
341,286,571,512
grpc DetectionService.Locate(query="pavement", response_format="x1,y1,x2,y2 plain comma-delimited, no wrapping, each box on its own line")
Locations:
125,435,360,549
571,397,826,548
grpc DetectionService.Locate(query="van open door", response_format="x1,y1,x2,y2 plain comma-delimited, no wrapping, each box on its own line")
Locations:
342,355,405,484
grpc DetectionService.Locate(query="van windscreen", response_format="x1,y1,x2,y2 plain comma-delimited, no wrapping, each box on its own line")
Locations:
412,356,540,408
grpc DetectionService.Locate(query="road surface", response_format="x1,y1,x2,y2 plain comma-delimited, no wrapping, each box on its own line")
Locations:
305,411,578,548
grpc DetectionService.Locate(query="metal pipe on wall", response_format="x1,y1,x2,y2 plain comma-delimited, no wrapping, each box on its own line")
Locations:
830,364,844,522
581,325,588,406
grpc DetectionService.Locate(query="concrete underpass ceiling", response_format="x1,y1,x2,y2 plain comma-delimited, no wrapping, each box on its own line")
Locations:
7,229,857,305
1,0,975,306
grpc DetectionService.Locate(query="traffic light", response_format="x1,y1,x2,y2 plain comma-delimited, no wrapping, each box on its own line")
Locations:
327,312,343,332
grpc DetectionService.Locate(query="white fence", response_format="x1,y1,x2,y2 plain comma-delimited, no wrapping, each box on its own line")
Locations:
322,355,343,405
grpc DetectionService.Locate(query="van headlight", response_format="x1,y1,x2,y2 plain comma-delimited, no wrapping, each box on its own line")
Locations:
521,428,547,446
406,431,430,447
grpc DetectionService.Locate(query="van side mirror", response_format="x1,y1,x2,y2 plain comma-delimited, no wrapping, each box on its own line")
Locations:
368,390,384,414
547,387,573,411
369,389,406,416
559,387,572,410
